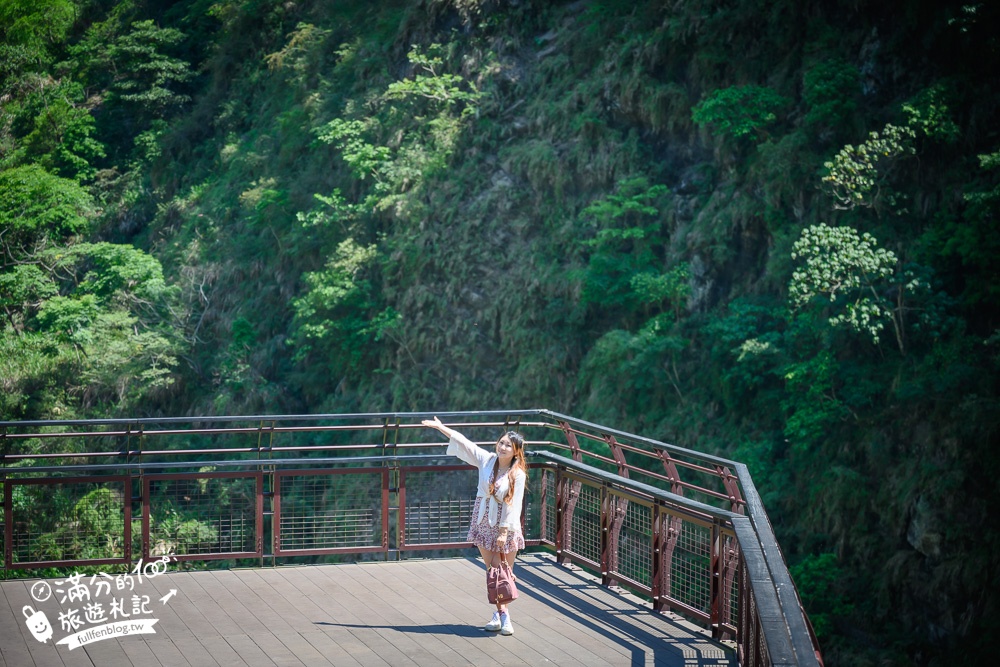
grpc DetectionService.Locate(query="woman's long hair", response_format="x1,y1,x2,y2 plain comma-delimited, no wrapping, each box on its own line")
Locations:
488,431,527,505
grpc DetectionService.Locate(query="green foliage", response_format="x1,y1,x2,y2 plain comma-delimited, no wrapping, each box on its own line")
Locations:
313,41,482,217
296,189,358,233
156,507,218,554
790,552,854,639
691,85,789,140
581,176,668,232
74,487,126,537
105,20,194,116
315,118,391,182
578,177,669,312
25,268,180,407
0,165,94,261
264,22,331,90
802,59,859,131
579,314,688,420
703,298,786,405
0,0,76,44
919,150,1000,312
12,82,107,181
0,264,57,330
630,263,690,317
781,351,850,451
289,238,398,376
902,84,960,143
64,242,171,307
383,43,482,114
0,184,181,415
69,16,194,153
821,123,916,212
35,293,101,343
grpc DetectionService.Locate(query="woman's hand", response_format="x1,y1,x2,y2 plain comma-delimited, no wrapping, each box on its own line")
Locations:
496,530,508,548
421,416,444,431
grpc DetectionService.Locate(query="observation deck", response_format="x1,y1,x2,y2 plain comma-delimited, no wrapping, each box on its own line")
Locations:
2,554,731,666
0,410,822,666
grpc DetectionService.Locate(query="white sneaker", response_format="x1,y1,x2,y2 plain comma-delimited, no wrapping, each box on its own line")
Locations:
484,611,502,632
500,611,514,636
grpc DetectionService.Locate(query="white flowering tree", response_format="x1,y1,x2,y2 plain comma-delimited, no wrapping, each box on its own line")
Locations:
789,223,909,353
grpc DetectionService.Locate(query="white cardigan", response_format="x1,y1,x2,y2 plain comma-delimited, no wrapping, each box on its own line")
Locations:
447,431,526,531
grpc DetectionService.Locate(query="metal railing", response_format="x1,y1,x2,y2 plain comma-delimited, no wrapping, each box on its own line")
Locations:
0,409,822,666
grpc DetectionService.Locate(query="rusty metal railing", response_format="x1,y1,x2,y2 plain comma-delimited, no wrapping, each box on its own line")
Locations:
0,410,821,666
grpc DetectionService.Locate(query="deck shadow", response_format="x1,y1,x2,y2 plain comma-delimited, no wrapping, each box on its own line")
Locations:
314,621,486,639
497,554,733,667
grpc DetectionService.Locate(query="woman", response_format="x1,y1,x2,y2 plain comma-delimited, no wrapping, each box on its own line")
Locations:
421,417,527,636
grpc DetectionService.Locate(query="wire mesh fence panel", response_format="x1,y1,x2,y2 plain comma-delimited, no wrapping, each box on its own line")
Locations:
724,533,740,629
540,469,556,544
669,516,713,615
615,496,653,588
8,477,129,566
145,473,259,558
402,468,475,547
276,469,384,552
521,467,543,541
569,482,602,566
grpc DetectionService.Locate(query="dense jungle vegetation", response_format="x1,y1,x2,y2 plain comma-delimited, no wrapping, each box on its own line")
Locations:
2,0,998,663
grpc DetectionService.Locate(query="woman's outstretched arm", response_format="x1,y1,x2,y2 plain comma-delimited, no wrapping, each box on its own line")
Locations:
423,416,492,468
421,416,459,439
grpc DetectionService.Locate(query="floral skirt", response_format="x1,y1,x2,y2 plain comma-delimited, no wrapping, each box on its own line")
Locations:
467,497,525,553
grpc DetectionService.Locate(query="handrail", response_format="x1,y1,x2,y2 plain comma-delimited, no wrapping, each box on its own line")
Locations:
530,450,736,521
533,450,819,666
734,463,824,666
1,408,739,465
1,411,747,515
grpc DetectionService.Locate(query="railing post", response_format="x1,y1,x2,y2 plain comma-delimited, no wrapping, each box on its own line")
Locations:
255,472,264,557
125,422,135,565
556,422,584,564
602,435,628,584
3,478,11,569
722,532,739,634
1,427,5,572
710,520,722,638
652,504,663,610
718,465,744,514
658,450,684,496
540,467,549,541
554,465,582,564
600,484,610,585
272,472,282,558
141,476,150,561
136,424,147,563
383,417,399,560
123,476,132,564
559,421,583,463
602,493,627,586
396,467,406,552
555,468,566,560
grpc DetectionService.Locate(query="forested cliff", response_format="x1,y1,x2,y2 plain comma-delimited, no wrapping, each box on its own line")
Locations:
2,0,998,663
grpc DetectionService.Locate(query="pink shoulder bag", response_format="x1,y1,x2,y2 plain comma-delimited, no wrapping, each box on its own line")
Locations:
487,558,518,604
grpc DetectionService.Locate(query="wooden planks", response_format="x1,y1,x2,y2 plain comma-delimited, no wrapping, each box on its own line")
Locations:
0,554,734,666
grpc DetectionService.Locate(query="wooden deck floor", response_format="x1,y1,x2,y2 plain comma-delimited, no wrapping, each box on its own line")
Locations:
1,553,734,666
